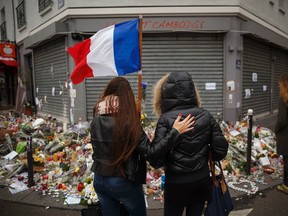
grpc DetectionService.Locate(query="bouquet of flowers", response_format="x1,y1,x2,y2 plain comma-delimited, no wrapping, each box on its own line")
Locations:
33,151,45,166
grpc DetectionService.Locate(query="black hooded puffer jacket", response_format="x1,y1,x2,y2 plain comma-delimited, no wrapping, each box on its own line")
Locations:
152,72,228,184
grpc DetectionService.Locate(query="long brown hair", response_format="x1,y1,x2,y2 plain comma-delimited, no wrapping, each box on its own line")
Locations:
93,77,141,174
279,74,288,105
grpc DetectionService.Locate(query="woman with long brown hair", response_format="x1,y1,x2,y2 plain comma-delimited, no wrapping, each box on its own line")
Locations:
90,77,195,216
275,74,288,194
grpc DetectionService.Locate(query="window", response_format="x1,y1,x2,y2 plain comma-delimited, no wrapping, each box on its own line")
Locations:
0,7,6,40
38,0,53,13
16,0,26,30
58,0,64,9
1,7,5,21
0,22,7,40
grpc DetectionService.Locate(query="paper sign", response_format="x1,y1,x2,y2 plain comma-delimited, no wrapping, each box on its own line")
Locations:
228,94,233,103
205,83,216,90
64,196,81,205
229,129,240,137
38,99,43,110
4,151,18,160
259,156,270,166
5,164,16,171
253,138,262,152
70,108,74,125
50,64,54,73
227,81,235,91
70,89,76,98
236,60,241,69
252,73,257,82
70,97,75,107
9,180,29,194
245,89,251,98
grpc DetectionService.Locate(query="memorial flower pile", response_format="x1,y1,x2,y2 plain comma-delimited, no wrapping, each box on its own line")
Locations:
0,111,284,204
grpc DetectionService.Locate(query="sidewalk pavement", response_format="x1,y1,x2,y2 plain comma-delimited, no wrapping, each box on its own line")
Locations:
0,173,283,215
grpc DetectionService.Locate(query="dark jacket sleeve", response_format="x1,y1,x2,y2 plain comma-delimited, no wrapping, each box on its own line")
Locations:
209,115,228,161
275,98,288,134
137,115,182,167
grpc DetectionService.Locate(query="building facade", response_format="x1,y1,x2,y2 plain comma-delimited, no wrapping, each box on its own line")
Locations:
1,0,288,124
0,0,18,109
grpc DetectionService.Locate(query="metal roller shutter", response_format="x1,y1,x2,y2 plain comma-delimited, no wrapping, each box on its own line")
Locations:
272,49,288,111
34,37,69,120
242,37,272,117
86,33,224,121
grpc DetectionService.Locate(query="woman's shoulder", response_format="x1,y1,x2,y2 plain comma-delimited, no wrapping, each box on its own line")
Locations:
90,114,114,127
190,107,212,117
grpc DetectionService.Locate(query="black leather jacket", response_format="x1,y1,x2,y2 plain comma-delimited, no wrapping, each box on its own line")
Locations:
90,114,182,184
152,72,228,184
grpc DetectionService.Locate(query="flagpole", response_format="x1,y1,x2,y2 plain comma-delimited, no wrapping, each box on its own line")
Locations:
137,15,143,114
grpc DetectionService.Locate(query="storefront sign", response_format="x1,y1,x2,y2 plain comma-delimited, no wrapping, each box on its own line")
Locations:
142,19,205,30
105,18,205,31
78,16,232,33
0,43,16,58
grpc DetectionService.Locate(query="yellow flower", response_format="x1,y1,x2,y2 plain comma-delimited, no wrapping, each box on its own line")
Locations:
39,157,44,163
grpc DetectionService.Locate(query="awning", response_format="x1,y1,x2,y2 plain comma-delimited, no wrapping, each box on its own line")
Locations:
0,56,18,67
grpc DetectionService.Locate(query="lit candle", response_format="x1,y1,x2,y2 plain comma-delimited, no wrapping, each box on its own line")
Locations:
53,153,58,162
63,122,67,132
71,151,75,162
48,171,55,181
42,184,48,190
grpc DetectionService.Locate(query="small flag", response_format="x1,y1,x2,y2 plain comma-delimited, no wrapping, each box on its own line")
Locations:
68,18,140,85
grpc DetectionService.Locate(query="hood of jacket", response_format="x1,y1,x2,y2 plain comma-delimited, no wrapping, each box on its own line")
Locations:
153,72,201,117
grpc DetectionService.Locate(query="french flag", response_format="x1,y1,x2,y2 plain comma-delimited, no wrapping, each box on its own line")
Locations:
68,18,141,85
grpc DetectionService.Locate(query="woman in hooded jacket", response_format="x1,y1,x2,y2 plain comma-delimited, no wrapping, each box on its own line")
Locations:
152,72,228,216
90,77,195,216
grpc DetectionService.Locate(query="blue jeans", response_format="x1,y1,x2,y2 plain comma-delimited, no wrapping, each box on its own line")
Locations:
93,174,147,216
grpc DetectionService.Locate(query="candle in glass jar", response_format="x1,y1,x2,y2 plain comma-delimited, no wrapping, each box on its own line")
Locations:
71,151,76,162
53,153,58,162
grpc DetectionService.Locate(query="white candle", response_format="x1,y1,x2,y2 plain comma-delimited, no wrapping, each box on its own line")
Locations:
63,122,67,132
